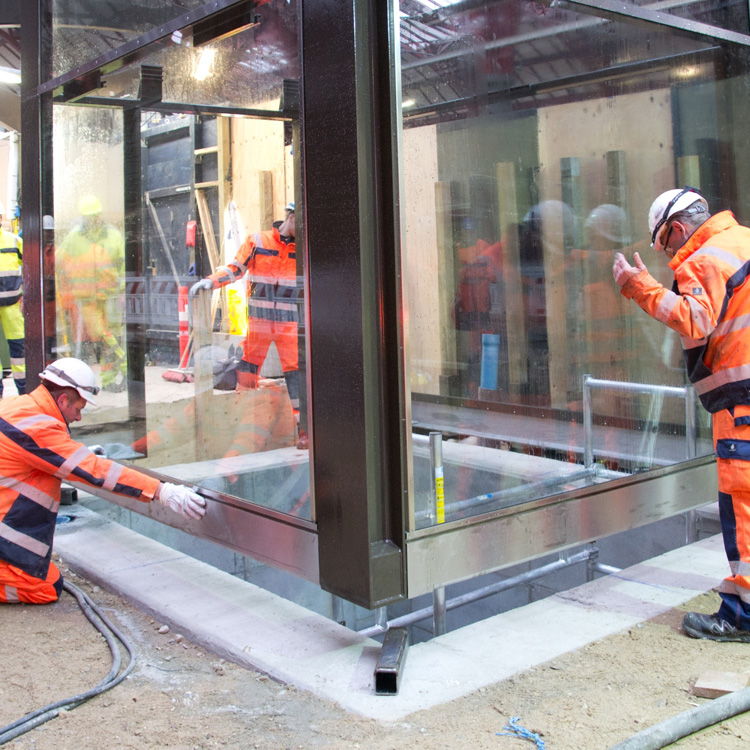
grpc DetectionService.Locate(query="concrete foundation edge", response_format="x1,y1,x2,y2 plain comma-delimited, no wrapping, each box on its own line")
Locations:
54,508,728,721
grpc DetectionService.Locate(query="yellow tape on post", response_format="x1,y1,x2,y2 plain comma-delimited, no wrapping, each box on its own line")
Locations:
435,466,445,524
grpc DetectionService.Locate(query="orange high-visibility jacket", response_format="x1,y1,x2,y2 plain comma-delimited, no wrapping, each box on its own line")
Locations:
209,224,299,325
621,211,750,413
0,386,160,579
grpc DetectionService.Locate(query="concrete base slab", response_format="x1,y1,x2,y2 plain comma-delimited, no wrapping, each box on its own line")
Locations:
55,508,728,721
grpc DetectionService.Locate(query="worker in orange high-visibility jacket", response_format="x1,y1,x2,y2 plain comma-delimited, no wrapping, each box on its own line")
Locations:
0,200,25,397
614,186,750,643
0,358,207,604
191,203,305,448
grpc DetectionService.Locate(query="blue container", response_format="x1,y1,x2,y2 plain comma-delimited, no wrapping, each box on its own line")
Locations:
480,333,500,391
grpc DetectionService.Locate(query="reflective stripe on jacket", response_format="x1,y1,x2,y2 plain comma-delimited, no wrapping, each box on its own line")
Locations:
208,224,300,324
0,386,160,579
0,229,22,307
621,211,750,412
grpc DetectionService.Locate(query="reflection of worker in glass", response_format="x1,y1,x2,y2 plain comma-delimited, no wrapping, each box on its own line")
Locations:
572,204,634,385
130,345,298,498
191,202,306,448
0,200,25,397
57,195,127,392
451,217,506,398
518,200,574,401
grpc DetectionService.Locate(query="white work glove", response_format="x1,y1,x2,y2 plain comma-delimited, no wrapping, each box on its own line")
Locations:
88,444,107,457
158,482,207,520
189,278,214,298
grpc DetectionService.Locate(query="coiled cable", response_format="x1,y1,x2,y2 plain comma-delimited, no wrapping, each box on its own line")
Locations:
0,579,136,745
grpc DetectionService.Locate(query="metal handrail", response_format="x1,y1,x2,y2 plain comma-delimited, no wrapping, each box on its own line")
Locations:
582,374,697,468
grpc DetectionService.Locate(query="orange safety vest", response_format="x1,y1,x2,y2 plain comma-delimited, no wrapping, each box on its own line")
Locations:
0,386,160,579
621,211,750,412
209,224,300,324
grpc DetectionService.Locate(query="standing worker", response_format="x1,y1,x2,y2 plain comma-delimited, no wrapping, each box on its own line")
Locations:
0,200,25,397
57,195,127,392
0,358,206,604
191,202,306,449
613,186,750,642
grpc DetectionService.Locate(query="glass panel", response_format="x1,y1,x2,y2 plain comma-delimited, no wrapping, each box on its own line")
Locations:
399,0,740,529
50,0,300,114
50,89,307,519
52,0,207,78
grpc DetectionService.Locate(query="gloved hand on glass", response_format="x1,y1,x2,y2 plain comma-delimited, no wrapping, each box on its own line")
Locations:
88,444,107,457
189,278,214,298
157,482,207,520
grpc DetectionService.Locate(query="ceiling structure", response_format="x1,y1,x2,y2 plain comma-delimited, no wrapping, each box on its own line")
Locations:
0,0,745,133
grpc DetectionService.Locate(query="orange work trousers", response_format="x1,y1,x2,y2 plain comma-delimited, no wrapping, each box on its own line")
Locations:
0,559,62,604
714,406,750,629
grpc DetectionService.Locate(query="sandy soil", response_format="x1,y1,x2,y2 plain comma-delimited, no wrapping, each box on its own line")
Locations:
3,556,750,750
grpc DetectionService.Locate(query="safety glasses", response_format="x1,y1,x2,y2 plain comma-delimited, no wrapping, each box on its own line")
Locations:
650,186,701,248
46,365,101,396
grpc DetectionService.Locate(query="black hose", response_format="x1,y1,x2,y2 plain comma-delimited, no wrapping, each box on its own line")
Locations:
0,579,137,745
609,686,750,749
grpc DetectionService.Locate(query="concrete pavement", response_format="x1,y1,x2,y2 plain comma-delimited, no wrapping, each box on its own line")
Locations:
54,506,728,721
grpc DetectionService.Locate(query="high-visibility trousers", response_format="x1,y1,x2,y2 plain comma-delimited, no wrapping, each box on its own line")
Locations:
714,406,750,630
242,318,298,373
0,559,62,604
0,301,25,394
238,319,299,414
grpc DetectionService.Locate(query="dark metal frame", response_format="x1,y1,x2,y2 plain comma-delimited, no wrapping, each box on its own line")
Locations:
17,0,750,611
300,0,407,607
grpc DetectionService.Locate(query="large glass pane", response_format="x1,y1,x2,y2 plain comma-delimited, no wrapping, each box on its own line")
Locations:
49,5,308,521
399,0,743,529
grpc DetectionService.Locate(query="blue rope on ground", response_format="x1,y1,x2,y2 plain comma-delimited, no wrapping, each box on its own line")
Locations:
496,716,546,749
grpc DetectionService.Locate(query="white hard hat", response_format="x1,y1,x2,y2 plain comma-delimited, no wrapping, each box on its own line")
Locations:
42,215,55,230
40,358,99,404
648,187,707,251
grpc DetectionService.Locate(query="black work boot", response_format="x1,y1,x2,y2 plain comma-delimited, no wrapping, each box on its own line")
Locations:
682,611,750,642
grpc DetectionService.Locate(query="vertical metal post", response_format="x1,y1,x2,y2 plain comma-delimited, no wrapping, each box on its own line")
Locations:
375,605,388,632
582,374,594,468
585,543,598,582
429,431,445,524
685,386,697,459
433,585,446,636
303,0,406,608
331,594,345,626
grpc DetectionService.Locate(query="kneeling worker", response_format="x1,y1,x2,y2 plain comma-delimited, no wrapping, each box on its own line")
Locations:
0,358,207,604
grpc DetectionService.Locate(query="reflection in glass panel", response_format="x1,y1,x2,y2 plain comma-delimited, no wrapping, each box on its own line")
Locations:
399,0,735,529
50,0,300,115
51,111,307,519
52,0,206,78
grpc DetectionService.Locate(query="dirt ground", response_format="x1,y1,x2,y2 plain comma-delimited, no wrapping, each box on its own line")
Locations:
3,556,750,750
